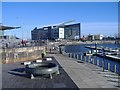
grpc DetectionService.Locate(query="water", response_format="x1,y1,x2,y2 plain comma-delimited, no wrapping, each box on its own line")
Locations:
65,43,120,53
65,43,120,74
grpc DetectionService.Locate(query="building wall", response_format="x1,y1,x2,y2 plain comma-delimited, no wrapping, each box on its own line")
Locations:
31,23,81,40
64,23,80,40
87,34,103,41
51,26,59,40
31,26,52,40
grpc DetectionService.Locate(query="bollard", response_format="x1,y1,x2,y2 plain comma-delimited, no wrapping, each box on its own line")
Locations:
114,65,117,73
86,56,88,62
84,56,86,62
80,55,82,61
97,59,99,66
108,63,110,70
74,54,76,59
69,53,70,57
71,53,72,58
102,61,104,72
88,56,91,62
72,53,74,58
77,54,79,60
93,58,94,64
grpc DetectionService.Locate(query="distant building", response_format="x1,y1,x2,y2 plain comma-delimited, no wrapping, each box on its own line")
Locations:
31,23,81,40
87,35,95,41
94,34,103,40
64,23,80,40
87,34,103,41
31,26,52,40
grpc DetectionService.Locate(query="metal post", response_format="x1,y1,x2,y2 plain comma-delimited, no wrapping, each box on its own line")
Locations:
77,54,79,60
114,64,117,73
102,48,105,72
93,58,94,64
97,59,99,66
71,53,72,58
73,53,75,58
108,63,110,71
84,56,86,62
69,53,70,57
80,55,82,61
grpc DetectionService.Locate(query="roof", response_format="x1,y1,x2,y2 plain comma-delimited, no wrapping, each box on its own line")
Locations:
0,25,21,30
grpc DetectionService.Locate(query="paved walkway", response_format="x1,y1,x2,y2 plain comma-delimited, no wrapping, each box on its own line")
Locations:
48,53,120,88
2,57,78,88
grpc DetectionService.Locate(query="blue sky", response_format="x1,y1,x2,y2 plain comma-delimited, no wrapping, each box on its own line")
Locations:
2,2,118,39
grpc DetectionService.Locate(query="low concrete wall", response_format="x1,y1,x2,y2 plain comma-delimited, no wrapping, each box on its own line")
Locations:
0,46,45,64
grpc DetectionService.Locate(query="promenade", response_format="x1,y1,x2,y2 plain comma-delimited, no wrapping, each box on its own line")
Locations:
1,49,120,89
2,56,77,88
48,53,120,88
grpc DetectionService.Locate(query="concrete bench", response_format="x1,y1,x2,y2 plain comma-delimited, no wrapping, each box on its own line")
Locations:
46,58,52,61
36,59,42,63
21,61,32,65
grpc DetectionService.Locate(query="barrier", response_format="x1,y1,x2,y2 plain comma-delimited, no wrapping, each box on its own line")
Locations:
62,52,119,75
1,46,45,64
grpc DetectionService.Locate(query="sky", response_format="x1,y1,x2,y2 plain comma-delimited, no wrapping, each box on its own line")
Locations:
2,2,118,39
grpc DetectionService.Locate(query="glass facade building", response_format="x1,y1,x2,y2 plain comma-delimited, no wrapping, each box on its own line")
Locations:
31,23,81,40
64,23,80,40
